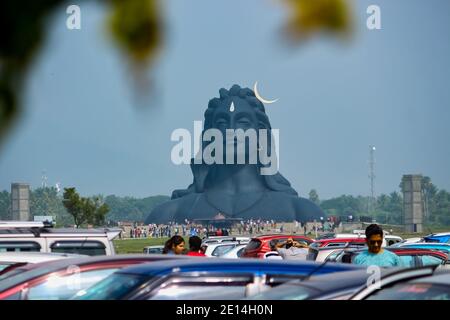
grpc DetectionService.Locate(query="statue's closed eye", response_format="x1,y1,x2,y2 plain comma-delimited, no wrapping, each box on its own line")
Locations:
237,118,251,125
215,118,228,127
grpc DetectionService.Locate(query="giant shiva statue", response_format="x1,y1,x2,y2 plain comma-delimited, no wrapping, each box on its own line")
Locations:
145,84,324,223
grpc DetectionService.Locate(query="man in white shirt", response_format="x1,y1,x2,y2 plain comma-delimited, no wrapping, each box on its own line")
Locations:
263,240,283,260
276,238,309,260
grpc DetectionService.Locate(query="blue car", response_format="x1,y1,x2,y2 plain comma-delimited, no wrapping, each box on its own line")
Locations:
74,258,363,300
423,233,450,244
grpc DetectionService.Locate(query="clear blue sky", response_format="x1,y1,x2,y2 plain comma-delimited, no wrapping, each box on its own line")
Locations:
1,0,449,199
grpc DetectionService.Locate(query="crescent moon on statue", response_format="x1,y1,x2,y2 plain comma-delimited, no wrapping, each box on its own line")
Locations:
253,81,279,104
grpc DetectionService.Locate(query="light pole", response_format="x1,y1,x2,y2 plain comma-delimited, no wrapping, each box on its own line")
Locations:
368,146,376,215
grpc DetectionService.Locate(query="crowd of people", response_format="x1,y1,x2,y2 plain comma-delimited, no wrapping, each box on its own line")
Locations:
125,217,341,240
128,222,205,239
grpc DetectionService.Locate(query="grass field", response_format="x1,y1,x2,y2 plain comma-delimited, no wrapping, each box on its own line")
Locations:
114,238,169,254
113,228,450,254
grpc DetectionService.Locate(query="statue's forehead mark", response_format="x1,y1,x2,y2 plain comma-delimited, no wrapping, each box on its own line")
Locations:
229,101,235,112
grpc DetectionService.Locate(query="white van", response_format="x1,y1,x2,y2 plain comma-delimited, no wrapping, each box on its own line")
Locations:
0,221,120,256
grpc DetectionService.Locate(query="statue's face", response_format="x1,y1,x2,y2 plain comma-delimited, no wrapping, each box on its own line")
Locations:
211,97,259,133
211,98,259,162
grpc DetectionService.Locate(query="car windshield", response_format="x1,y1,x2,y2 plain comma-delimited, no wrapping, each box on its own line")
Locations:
367,283,450,300
27,268,118,300
73,273,148,300
212,245,235,257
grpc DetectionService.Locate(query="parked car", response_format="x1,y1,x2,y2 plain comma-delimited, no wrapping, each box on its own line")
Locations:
0,252,87,277
201,236,250,245
0,221,120,256
384,235,403,246
307,245,366,262
249,265,446,300
220,244,247,259
203,242,242,257
310,237,367,249
74,259,363,300
247,268,403,300
398,243,450,253
389,238,423,247
333,247,448,267
0,254,188,300
241,235,314,259
350,266,450,300
423,232,450,244
143,246,164,254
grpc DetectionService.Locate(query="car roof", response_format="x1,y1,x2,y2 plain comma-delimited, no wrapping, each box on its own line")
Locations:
204,242,240,248
316,238,366,243
0,254,190,293
314,245,365,252
425,232,450,237
0,252,86,263
254,235,312,240
116,257,363,277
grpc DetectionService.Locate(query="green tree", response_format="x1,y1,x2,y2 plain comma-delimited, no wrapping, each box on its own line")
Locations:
62,188,110,228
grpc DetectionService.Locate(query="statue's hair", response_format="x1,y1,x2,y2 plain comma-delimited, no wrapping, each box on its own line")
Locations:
171,84,299,200
204,84,271,131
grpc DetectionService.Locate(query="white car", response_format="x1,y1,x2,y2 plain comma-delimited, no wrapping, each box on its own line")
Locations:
220,245,247,259
202,236,250,245
0,221,120,256
384,235,403,246
143,245,164,254
203,242,242,257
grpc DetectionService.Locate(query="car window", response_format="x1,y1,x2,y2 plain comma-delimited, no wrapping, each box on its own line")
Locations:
212,245,235,257
367,283,450,300
26,268,119,300
325,250,342,262
399,255,415,268
307,248,319,261
74,273,148,300
325,243,345,247
148,276,253,300
249,283,319,300
50,241,106,256
245,239,262,251
149,284,247,300
421,255,443,266
0,241,41,252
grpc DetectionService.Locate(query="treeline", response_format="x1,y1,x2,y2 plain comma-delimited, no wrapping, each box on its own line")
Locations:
308,176,450,226
309,191,404,225
0,176,449,226
0,187,169,226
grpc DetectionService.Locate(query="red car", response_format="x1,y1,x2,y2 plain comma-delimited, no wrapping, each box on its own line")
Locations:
311,237,367,249
0,254,188,300
241,234,314,259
